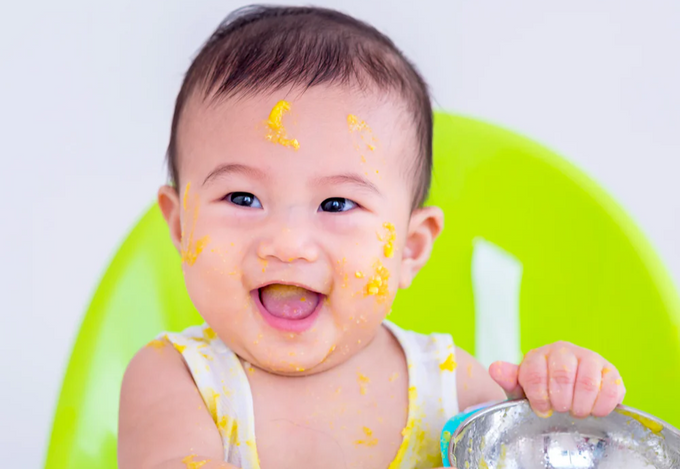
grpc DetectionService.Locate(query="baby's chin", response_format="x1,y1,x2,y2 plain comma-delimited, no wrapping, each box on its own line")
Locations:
234,322,377,377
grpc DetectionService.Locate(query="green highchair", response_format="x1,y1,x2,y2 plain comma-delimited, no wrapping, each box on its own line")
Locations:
45,113,680,468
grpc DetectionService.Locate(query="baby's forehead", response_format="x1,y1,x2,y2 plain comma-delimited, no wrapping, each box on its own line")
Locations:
178,85,418,169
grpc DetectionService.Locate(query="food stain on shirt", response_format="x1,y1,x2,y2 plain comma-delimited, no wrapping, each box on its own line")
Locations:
265,100,300,150
180,182,210,266
439,353,457,372
199,387,221,423
146,339,166,350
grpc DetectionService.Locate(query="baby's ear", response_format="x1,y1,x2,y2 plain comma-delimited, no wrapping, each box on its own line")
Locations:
158,185,183,253
398,206,444,289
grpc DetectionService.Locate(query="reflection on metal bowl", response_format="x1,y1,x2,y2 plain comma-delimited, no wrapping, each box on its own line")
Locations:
448,400,680,469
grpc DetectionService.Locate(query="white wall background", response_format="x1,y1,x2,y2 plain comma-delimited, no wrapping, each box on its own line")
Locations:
1,0,678,465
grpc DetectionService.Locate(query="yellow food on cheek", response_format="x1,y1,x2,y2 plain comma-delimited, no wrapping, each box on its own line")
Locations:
365,260,390,301
265,100,300,150
381,222,396,258
180,182,211,266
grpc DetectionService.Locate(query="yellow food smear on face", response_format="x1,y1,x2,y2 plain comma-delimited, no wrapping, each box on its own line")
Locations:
616,409,664,434
615,378,622,385
357,372,370,395
355,426,379,446
355,271,364,278
180,182,210,266
602,367,612,375
265,100,299,150
439,353,457,372
347,114,370,132
365,260,390,301
382,222,396,258
181,454,209,469
389,372,399,382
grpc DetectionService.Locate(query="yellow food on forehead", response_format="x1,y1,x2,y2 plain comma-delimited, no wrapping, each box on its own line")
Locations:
347,114,370,132
265,100,300,150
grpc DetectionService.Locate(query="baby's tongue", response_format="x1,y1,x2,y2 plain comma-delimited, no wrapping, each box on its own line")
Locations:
260,284,319,319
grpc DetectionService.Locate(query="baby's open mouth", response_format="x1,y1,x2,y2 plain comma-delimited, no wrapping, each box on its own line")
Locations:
258,284,321,320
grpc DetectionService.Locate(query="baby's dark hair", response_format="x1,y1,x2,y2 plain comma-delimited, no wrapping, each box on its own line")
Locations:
167,5,433,209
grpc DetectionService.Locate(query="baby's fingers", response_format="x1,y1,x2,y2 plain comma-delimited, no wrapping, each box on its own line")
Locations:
592,366,626,417
547,347,578,413
518,351,551,416
571,358,603,418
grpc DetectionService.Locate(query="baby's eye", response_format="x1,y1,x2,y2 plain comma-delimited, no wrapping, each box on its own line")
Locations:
319,197,357,213
227,192,262,208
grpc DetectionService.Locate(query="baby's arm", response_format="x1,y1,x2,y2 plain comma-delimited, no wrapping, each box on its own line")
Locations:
455,347,506,411
118,338,238,469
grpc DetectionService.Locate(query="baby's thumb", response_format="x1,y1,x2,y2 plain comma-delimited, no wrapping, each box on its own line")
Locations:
489,361,525,400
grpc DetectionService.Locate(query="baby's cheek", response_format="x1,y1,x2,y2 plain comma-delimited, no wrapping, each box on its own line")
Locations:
184,245,248,316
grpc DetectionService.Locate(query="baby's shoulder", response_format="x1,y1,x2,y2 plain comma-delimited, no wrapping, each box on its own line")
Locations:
122,335,194,396
118,336,224,466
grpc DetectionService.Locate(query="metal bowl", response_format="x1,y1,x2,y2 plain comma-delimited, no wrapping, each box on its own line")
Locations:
447,400,680,469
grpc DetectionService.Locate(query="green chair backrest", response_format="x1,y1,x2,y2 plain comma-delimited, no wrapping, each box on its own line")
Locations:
45,113,680,468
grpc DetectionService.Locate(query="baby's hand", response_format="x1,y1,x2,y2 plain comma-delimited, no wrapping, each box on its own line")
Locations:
489,342,625,418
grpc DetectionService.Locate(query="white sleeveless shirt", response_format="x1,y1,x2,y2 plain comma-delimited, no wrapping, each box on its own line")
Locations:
162,320,459,468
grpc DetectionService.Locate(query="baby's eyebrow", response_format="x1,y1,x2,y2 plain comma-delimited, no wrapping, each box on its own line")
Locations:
313,173,381,196
202,163,267,186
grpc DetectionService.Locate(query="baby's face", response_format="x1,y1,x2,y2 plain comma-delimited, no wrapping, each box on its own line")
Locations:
159,85,441,375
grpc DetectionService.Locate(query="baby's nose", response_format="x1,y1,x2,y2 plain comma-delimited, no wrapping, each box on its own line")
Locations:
257,217,319,264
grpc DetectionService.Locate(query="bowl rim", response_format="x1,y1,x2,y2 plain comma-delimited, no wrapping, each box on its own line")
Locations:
448,398,680,465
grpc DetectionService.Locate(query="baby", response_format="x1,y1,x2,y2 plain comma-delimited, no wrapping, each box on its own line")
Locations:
118,5,626,469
